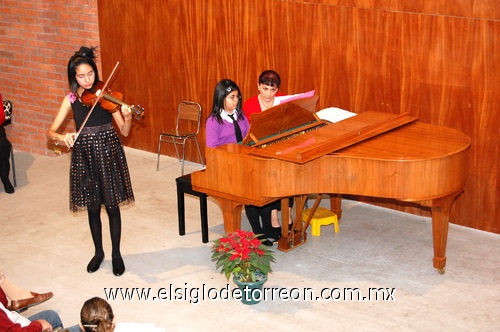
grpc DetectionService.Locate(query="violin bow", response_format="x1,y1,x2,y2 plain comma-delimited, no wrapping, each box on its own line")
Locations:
74,60,121,142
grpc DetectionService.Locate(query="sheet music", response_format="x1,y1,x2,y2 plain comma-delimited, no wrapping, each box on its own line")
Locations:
316,107,357,123
274,90,316,105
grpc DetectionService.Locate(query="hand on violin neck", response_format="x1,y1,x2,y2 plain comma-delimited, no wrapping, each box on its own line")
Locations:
121,105,133,120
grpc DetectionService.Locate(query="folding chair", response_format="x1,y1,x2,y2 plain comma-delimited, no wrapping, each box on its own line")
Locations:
157,101,204,175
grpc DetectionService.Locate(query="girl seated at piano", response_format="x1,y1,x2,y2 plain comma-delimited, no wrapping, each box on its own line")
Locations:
205,79,250,148
206,79,277,246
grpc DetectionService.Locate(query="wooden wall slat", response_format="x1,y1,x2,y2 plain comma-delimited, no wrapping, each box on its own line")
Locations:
467,20,499,232
293,0,500,20
97,0,499,233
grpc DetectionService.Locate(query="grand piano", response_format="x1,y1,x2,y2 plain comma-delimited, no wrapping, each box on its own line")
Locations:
192,96,471,274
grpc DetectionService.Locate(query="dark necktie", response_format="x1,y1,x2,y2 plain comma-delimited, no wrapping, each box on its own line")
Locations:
228,113,243,142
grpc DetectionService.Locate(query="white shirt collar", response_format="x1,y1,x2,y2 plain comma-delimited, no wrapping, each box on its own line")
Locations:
220,109,237,123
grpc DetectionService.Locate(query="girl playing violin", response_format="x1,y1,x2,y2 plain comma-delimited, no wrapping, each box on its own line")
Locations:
46,46,134,276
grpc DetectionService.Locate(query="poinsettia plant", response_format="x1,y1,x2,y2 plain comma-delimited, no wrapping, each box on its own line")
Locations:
211,230,275,282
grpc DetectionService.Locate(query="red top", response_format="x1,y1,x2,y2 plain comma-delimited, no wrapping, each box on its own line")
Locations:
0,93,5,126
243,92,285,122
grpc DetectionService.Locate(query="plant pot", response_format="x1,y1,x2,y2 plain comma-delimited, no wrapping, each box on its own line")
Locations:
233,271,268,305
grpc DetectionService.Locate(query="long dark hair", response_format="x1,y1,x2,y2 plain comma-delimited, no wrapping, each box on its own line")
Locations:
67,46,100,94
209,79,244,124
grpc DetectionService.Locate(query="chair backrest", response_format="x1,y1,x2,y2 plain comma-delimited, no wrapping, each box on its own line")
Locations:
176,101,202,135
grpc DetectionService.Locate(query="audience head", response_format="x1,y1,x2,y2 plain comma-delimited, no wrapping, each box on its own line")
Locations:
67,46,100,94
210,79,244,123
80,297,115,332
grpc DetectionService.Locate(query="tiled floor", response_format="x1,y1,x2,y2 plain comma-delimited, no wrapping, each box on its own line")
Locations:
1,148,499,331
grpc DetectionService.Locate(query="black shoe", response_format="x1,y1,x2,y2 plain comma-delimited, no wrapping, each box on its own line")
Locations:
269,226,282,241
261,239,273,247
112,257,125,276
2,179,14,194
87,254,104,273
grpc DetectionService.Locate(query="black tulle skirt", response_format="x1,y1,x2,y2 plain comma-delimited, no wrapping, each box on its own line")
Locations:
70,123,134,213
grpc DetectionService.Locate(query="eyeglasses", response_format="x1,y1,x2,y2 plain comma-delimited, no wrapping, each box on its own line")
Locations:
226,94,241,100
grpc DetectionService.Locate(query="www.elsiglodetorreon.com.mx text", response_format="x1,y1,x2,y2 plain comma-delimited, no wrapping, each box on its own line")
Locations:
103,284,396,304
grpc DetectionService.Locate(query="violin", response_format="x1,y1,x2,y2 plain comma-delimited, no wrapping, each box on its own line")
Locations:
49,61,141,155
81,81,145,120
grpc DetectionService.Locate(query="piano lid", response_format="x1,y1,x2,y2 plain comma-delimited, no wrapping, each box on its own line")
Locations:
242,96,418,164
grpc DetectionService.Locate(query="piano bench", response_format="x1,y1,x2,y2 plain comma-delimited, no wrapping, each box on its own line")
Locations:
176,173,209,243
302,207,339,236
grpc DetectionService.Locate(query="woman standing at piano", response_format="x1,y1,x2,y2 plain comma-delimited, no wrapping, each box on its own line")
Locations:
243,70,293,242
46,46,135,276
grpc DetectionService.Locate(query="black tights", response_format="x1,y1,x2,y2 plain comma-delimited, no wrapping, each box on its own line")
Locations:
87,206,122,259
245,198,293,238
245,202,277,238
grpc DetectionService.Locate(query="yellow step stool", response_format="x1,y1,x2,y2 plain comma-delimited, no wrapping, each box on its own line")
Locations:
302,207,339,236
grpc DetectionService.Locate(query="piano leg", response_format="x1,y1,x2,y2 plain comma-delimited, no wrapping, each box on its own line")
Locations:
426,188,464,275
214,198,243,233
278,196,308,252
329,194,343,219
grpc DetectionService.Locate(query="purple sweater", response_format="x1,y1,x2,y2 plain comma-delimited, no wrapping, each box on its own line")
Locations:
206,115,250,148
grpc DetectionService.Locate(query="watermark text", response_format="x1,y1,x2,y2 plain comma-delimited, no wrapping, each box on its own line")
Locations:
103,284,395,304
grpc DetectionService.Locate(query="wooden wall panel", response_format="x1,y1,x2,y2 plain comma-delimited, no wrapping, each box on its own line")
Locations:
97,0,498,233
467,20,499,233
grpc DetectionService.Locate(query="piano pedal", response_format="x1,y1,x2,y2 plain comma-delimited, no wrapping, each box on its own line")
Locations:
277,230,307,252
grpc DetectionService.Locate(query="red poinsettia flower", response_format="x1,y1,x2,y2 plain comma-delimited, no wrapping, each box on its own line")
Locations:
211,230,275,282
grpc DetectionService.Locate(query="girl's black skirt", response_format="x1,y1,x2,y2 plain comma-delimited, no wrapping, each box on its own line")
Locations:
70,123,134,213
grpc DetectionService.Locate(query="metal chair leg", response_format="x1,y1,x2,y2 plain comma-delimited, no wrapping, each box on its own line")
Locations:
181,138,188,175
194,137,205,167
157,134,163,171
173,139,181,161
